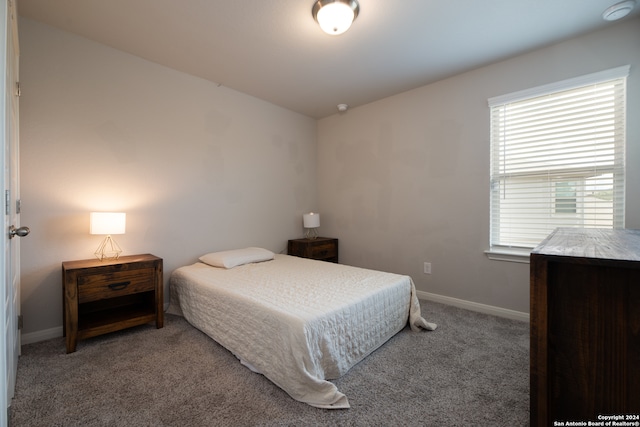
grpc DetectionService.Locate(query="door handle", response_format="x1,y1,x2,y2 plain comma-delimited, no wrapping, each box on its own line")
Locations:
9,225,30,239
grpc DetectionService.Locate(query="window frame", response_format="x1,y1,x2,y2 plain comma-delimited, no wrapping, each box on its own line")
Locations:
486,65,629,262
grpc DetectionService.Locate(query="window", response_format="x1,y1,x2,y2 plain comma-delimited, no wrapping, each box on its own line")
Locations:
488,66,628,254
555,181,577,214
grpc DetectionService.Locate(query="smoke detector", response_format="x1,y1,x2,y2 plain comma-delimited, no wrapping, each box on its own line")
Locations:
337,104,349,112
602,0,635,20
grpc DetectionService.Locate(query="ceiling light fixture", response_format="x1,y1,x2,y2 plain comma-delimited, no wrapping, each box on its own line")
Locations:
312,0,360,36
602,0,635,20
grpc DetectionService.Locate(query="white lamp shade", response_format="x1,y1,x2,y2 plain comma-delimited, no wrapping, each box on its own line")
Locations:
90,212,126,235
303,213,320,228
316,2,355,35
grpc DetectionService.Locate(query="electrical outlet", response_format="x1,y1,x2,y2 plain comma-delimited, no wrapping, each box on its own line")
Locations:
424,262,431,274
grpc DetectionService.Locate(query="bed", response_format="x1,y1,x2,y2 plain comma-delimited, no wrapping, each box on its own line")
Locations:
169,247,437,409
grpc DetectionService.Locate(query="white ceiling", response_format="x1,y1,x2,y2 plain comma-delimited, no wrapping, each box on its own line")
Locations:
17,0,639,119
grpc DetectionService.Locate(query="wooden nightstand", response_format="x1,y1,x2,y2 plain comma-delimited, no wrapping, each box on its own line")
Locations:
62,254,163,353
287,237,338,263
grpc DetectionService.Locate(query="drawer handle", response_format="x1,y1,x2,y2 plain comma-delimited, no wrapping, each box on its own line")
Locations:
108,281,131,291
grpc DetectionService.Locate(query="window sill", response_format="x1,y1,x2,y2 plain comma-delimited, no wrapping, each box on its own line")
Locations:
485,247,532,264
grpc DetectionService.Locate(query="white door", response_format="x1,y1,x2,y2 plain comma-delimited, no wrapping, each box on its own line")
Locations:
1,0,23,424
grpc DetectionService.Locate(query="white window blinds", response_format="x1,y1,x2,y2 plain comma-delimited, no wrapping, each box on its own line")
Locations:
488,66,628,250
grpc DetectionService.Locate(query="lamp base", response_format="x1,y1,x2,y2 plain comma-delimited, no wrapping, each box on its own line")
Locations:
304,228,319,240
94,235,122,260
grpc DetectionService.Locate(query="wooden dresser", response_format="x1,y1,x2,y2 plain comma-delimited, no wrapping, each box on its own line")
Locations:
62,254,163,353
287,237,338,263
530,228,640,426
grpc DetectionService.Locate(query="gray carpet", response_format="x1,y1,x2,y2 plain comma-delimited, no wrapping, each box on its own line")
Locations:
10,301,530,426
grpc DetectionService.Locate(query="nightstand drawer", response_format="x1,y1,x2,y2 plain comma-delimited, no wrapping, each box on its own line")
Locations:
309,243,337,259
77,268,155,303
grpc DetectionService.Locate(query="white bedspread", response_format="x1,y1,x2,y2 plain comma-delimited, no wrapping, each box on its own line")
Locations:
169,254,436,409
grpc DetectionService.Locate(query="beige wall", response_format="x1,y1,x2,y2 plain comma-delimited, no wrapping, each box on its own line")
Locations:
317,18,640,314
19,18,317,337
18,16,640,339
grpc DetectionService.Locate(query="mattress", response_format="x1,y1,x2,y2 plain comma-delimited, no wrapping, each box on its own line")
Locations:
169,254,436,409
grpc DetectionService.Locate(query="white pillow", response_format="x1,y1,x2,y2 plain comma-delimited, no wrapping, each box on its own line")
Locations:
199,247,275,269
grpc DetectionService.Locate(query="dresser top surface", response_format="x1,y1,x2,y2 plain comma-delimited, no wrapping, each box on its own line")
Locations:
531,228,640,262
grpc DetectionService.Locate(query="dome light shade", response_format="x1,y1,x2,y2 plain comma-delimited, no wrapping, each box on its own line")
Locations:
312,0,360,35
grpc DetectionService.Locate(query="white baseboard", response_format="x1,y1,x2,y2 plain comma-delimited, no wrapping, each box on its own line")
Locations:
22,303,172,345
417,291,530,323
21,326,63,345
20,297,526,345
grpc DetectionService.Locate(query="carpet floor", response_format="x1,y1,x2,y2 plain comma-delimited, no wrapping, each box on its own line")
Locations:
10,300,530,426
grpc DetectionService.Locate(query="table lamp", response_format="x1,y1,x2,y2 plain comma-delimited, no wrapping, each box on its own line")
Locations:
90,212,126,260
303,212,320,239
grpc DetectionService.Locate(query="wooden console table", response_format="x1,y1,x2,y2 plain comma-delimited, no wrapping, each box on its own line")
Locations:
530,228,640,426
